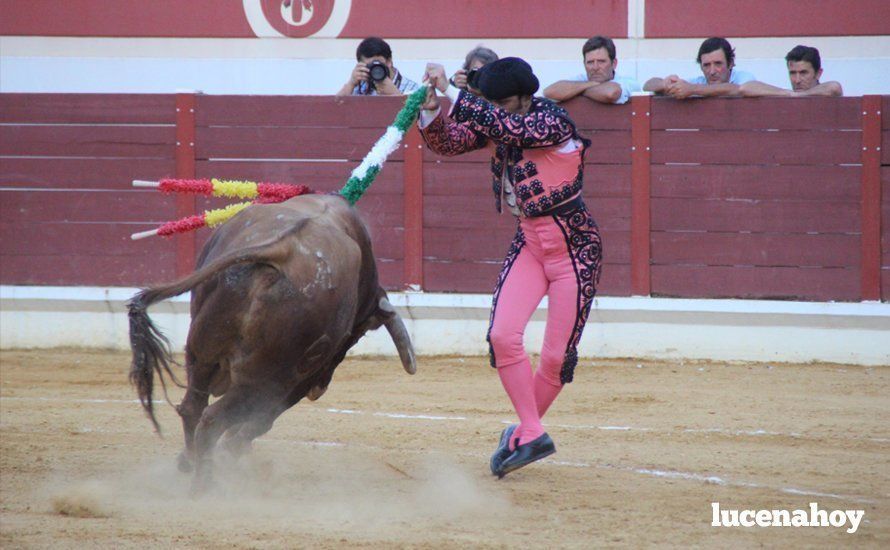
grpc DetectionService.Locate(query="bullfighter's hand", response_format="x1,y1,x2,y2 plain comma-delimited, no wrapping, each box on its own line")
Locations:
424,63,449,93
421,78,440,111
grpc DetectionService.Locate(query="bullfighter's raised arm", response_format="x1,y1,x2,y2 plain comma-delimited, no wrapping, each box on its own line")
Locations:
418,110,488,157
450,89,576,149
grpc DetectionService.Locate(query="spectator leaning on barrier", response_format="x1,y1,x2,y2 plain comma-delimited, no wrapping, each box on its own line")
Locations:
740,45,843,98
543,35,640,104
419,58,603,479
336,36,420,97
644,37,755,98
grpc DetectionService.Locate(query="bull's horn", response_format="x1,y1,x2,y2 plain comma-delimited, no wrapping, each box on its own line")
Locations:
381,298,416,375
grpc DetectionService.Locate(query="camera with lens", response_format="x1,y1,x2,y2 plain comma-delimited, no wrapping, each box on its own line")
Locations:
366,60,390,84
466,68,480,90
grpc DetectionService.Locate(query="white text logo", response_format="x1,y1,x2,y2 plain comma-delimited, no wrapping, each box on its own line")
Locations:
711,502,864,534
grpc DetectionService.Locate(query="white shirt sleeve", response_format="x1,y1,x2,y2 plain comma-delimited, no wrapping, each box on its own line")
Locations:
418,106,441,129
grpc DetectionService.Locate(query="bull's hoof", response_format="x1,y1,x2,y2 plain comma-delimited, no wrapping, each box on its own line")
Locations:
177,451,194,473
221,436,252,460
189,460,214,498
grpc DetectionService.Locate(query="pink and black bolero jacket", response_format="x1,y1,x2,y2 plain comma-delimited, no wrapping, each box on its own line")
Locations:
420,90,590,217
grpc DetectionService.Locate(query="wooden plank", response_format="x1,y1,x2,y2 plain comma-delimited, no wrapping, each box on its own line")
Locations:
196,95,408,128
645,0,890,38
882,168,890,269
423,260,631,296
419,130,631,164
0,126,175,158
422,147,491,164
424,227,630,264
882,131,890,164
884,270,890,303
0,190,177,223
885,97,890,129
559,99,633,130
651,232,859,268
422,162,631,198
0,222,174,256
651,164,860,201
175,92,197,277
352,195,405,229
403,127,424,289
423,196,631,231
860,96,882,300
652,198,860,233
630,94,652,296
0,158,175,189
0,93,175,124
651,265,860,302
376,260,403,291
580,130,631,164
651,97,861,130
196,126,398,161
0,253,176,287
367,227,404,261
651,130,861,165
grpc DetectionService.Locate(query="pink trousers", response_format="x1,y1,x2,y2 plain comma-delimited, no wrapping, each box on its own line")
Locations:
487,199,602,444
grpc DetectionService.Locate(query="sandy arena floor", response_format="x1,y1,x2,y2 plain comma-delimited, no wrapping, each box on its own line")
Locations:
1,349,888,548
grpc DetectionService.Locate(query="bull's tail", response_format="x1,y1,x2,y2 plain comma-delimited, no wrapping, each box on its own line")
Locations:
128,235,297,433
128,292,176,434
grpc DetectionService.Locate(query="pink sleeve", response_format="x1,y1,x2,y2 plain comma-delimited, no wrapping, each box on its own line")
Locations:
419,111,487,157
450,90,576,149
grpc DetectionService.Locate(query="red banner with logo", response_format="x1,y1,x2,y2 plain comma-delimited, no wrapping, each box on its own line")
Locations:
0,0,627,39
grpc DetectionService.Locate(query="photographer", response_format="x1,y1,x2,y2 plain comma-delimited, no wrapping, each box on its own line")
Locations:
336,36,419,97
450,46,499,92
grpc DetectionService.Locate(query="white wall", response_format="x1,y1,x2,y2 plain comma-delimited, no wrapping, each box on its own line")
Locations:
3,286,889,366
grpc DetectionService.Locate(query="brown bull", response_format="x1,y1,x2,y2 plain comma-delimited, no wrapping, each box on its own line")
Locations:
127,194,416,494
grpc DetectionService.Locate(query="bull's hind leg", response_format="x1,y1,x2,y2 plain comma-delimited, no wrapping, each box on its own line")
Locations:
190,383,284,496
220,404,285,460
175,357,215,473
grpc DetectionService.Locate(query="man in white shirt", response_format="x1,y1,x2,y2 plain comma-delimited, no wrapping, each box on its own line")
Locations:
543,36,640,105
644,37,755,99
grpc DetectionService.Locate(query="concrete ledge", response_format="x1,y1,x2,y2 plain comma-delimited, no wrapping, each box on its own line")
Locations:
2,286,888,366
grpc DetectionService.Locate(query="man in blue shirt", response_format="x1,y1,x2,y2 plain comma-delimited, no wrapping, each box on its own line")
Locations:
740,45,843,97
543,36,640,105
644,37,755,99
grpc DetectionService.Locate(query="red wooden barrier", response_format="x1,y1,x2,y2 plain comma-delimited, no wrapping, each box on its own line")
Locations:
175,93,197,277
645,0,890,38
630,95,651,296
0,93,177,286
0,93,886,303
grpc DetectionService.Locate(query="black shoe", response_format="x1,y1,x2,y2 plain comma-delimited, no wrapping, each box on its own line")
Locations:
489,424,517,475
497,433,556,478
